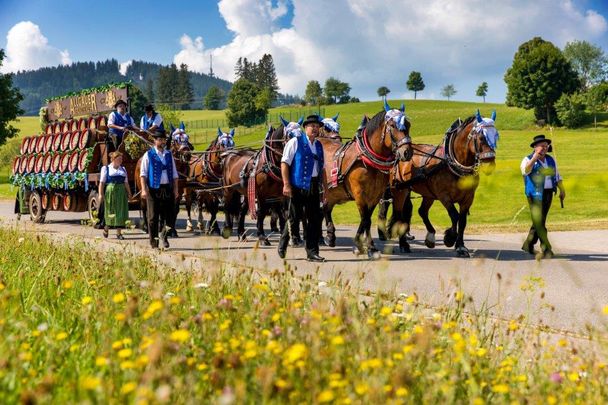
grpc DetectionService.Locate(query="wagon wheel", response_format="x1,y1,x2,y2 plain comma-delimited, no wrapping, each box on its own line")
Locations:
29,191,46,224
88,189,100,224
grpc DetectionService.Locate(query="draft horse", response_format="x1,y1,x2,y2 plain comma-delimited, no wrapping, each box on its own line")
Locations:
320,101,413,258
380,110,498,257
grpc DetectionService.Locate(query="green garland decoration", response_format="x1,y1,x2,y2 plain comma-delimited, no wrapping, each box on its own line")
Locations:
45,81,132,103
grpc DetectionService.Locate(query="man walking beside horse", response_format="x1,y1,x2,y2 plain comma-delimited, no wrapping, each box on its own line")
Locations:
278,115,326,262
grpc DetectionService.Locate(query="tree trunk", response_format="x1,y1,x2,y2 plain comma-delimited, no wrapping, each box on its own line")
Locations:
414,91,417,100
483,96,486,103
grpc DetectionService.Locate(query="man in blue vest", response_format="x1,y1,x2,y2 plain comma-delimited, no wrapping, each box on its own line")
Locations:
140,129,179,249
278,115,325,262
108,99,138,149
520,134,566,259
140,104,164,133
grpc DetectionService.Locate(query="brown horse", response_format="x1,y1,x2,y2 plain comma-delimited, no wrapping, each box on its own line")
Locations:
320,101,413,258
220,120,301,244
380,111,498,257
183,128,235,234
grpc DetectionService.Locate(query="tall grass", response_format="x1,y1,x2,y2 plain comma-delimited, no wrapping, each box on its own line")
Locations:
0,226,606,403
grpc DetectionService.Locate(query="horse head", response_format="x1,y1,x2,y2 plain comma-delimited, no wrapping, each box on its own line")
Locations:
320,113,341,139
279,115,303,140
370,100,412,161
217,127,236,151
471,109,498,174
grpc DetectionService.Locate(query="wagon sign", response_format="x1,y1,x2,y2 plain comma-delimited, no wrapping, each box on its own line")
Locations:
46,86,128,120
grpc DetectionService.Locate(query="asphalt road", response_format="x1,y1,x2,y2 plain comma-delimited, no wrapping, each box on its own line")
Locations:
2,202,607,333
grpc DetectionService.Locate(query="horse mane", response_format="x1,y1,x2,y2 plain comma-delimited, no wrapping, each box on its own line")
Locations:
220,148,255,159
364,110,387,135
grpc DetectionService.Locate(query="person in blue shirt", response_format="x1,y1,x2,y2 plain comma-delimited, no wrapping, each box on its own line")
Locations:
140,104,164,133
277,115,325,262
520,134,566,259
107,100,138,148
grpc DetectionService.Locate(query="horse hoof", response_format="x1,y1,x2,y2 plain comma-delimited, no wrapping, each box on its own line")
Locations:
185,225,193,232
399,245,411,254
221,228,231,239
261,238,271,246
352,246,361,256
369,251,381,260
456,247,470,258
318,238,327,247
444,229,457,248
424,233,436,249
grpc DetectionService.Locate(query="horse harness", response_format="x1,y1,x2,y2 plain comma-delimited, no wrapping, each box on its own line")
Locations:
444,119,495,177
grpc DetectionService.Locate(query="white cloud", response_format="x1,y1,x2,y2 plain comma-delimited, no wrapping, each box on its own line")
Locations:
1,21,71,73
119,60,133,76
175,0,608,102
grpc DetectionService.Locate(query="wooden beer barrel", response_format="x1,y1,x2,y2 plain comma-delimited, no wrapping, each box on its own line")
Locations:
12,156,21,175
41,192,49,210
19,155,28,174
78,117,88,131
20,137,30,155
66,120,76,132
69,130,81,150
68,150,80,172
51,122,59,134
51,154,61,173
26,155,36,173
35,136,45,153
51,193,63,211
98,115,108,130
52,133,62,151
43,134,53,152
61,132,72,151
45,124,53,135
57,121,66,133
27,136,37,154
78,149,91,172
35,155,44,173
88,116,98,130
42,153,52,172
59,152,70,173
79,129,93,149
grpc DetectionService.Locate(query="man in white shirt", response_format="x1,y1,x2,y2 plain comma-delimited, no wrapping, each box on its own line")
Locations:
140,129,180,249
140,104,164,133
520,134,566,259
277,115,325,262
107,100,138,149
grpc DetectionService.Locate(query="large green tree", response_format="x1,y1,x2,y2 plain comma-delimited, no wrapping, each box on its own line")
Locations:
176,63,194,110
504,37,579,124
586,82,608,128
304,80,323,105
144,78,154,103
441,84,457,101
563,40,607,89
204,85,224,110
476,82,488,102
128,84,149,122
406,71,425,99
226,79,267,127
324,77,350,104
377,86,390,101
0,49,24,147
255,54,279,102
156,64,179,106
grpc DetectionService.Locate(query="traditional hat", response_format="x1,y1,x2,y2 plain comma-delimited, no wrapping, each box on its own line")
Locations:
302,114,323,127
114,99,127,108
109,151,123,160
530,134,552,148
151,129,167,138
144,104,154,112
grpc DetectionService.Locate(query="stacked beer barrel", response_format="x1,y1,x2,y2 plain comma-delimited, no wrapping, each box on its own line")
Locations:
12,115,107,178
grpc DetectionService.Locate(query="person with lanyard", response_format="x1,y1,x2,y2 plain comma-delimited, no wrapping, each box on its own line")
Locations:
98,151,132,240
140,104,164,133
107,99,138,149
140,129,180,249
520,134,566,259
278,115,325,262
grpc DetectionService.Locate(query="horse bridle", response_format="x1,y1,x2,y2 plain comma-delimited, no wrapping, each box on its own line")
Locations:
381,119,412,160
446,122,495,176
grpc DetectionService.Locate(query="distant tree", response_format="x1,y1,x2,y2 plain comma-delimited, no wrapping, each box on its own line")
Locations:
586,82,608,128
304,80,323,106
555,92,586,128
156,103,183,130
157,64,179,106
377,86,390,101
226,79,267,127
441,84,457,101
144,78,154,103
476,82,488,102
563,40,607,89
128,84,149,121
0,49,24,147
406,71,425,99
504,37,579,124
324,77,351,104
350,97,360,103
176,63,194,109
204,85,224,110
255,54,279,102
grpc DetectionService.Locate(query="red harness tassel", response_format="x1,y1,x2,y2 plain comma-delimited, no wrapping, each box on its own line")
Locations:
248,174,257,220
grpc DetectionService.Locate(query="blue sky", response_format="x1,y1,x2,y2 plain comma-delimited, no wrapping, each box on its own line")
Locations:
1,0,607,103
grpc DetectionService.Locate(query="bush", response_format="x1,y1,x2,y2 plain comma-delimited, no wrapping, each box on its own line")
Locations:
555,93,587,128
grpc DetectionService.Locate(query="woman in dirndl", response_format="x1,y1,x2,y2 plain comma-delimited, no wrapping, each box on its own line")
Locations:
99,151,132,239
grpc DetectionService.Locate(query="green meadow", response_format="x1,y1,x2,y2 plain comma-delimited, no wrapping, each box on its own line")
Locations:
2,100,607,232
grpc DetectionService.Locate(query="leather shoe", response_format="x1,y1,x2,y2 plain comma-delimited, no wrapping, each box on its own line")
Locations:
542,249,555,259
278,248,286,259
163,238,170,249
521,242,535,254
306,253,325,262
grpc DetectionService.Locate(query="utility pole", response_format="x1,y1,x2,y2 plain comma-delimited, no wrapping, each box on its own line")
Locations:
209,55,215,78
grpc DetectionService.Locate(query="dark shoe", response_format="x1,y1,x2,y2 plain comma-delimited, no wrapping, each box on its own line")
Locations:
521,242,535,254
162,238,170,249
117,234,125,240
150,241,159,249
318,238,327,246
103,228,109,238
542,249,555,259
306,254,325,263
278,248,286,259
406,232,415,241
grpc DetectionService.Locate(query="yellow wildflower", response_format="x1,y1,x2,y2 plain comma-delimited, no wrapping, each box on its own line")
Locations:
283,343,307,365
120,361,135,370
396,387,408,397
118,348,132,359
603,305,608,315
331,336,345,346
55,332,68,341
81,376,101,390
121,382,137,395
318,390,335,403
81,296,92,305
169,329,190,343
355,383,368,395
95,356,109,367
112,293,125,303
115,312,126,321
491,384,509,394
380,306,392,317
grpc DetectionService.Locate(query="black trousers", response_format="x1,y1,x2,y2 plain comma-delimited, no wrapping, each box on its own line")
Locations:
524,189,554,252
146,185,175,246
279,179,322,256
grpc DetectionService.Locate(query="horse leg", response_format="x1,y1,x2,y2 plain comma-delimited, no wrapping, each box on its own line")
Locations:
418,197,437,248
238,198,248,241
324,204,337,247
270,207,279,233
197,195,206,232
278,202,286,233
221,193,235,239
257,202,271,246
140,198,149,234
377,187,391,241
454,205,471,257
443,204,459,248
391,189,411,253
208,198,221,235
185,190,193,232
363,205,380,259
